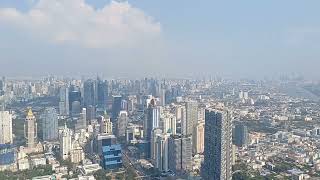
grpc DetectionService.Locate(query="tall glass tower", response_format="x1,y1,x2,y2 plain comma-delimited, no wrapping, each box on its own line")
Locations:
42,107,58,141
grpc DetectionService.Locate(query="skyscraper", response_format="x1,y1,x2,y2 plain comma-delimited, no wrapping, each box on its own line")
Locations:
76,108,87,131
59,86,69,116
69,89,81,114
145,99,160,141
159,84,166,106
151,128,162,161
184,101,198,136
111,95,122,119
117,111,128,137
0,78,4,96
161,115,176,135
71,101,81,117
234,123,249,147
42,108,58,141
60,124,72,160
193,121,205,154
100,113,113,135
97,79,108,109
155,133,169,172
0,111,13,144
86,105,96,122
202,109,232,180
168,135,192,174
83,79,96,108
25,108,38,148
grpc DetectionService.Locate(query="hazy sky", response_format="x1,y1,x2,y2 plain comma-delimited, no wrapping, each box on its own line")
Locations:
0,0,320,79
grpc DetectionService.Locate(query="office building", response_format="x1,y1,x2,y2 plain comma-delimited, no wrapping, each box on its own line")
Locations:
184,101,198,136
71,101,81,117
202,109,232,180
42,108,58,141
121,99,128,111
145,99,160,141
59,124,72,160
97,134,122,169
168,135,192,173
151,128,162,161
234,124,249,147
154,133,169,172
100,113,113,135
193,121,205,154
161,115,176,135
83,79,96,108
117,111,128,137
111,95,122,119
159,85,166,106
86,105,96,122
69,90,81,114
0,111,13,144
97,79,108,109
59,86,69,116
76,108,87,131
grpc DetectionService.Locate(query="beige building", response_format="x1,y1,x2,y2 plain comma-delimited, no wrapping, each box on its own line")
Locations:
193,121,205,155
25,108,37,148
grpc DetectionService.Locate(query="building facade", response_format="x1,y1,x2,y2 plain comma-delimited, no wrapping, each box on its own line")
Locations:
0,111,13,144
59,124,72,160
202,109,232,180
25,108,37,148
168,135,192,173
234,123,249,147
42,108,58,141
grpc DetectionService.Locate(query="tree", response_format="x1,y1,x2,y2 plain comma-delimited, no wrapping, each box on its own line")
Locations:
94,169,109,180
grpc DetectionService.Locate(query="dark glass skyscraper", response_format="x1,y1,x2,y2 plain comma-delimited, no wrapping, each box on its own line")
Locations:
111,95,122,119
97,79,108,109
144,99,160,158
83,79,96,108
69,90,81,113
234,123,249,147
202,109,232,180
145,99,160,141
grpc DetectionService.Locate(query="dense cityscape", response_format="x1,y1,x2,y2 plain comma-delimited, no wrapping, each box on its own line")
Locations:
0,0,319,179
0,75,319,179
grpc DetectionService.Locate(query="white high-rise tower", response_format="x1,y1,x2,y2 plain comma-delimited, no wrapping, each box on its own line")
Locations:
60,124,72,160
0,111,13,144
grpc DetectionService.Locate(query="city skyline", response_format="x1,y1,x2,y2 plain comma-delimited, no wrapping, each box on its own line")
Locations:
1,1,320,179
0,0,320,79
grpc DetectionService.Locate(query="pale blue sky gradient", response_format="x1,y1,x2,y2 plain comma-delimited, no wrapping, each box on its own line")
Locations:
0,0,320,79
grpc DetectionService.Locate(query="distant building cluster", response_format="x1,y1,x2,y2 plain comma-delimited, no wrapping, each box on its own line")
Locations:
0,76,319,179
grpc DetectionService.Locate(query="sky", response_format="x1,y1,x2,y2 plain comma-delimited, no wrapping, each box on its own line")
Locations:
0,0,320,79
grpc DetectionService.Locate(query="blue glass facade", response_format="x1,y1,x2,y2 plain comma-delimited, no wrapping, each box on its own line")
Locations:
0,144,15,165
137,141,149,158
102,144,122,169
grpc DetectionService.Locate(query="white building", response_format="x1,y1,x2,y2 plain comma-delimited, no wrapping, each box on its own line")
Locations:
0,111,13,144
100,114,112,135
59,124,72,160
155,133,169,172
